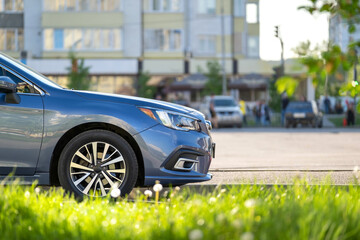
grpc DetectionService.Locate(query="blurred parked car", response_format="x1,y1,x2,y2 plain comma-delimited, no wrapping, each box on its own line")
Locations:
285,101,323,128
200,95,242,128
172,99,190,107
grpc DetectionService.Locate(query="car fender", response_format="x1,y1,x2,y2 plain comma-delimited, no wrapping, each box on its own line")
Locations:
36,90,158,174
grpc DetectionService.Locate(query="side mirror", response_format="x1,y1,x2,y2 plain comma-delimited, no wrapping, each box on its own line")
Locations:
0,76,17,93
0,76,20,104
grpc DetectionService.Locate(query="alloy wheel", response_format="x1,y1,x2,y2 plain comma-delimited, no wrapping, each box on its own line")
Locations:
69,141,126,197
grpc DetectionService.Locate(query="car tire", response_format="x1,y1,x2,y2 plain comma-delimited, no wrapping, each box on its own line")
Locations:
311,120,316,128
285,119,290,128
58,129,138,198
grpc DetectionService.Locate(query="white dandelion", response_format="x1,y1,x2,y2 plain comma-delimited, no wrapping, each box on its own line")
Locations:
110,188,121,198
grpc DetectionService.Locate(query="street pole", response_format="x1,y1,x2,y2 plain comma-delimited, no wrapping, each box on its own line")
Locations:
280,38,284,75
221,0,227,95
324,59,328,97
275,25,285,125
275,26,284,76
354,48,358,123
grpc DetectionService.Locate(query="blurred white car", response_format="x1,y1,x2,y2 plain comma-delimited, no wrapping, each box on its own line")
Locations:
199,95,243,128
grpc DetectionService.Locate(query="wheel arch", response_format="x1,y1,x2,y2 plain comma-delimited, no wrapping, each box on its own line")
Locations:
49,122,145,187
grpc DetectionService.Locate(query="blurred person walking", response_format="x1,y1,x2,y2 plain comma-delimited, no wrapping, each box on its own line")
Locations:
210,94,218,128
260,100,271,126
324,95,331,114
239,98,247,126
281,93,289,126
347,103,355,126
253,102,261,126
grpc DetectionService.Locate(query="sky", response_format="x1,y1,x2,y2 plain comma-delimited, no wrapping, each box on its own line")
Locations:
260,0,329,61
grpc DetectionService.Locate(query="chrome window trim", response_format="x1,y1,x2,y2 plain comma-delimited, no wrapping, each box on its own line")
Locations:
0,63,46,96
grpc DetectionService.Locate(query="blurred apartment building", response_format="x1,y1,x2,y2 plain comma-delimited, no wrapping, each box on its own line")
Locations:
329,14,360,52
0,0,286,103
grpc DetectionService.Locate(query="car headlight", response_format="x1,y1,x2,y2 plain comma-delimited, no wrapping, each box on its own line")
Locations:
139,108,201,132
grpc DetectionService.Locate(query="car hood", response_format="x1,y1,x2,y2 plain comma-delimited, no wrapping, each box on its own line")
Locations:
74,90,204,119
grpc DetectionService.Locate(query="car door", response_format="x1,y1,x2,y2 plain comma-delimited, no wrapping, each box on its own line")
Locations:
0,65,44,175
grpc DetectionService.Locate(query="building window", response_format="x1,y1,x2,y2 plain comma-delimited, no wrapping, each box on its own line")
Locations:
79,0,97,11
47,75,135,95
0,28,24,51
145,29,182,51
147,0,182,12
44,28,122,51
100,0,121,11
197,35,216,54
197,0,215,15
43,0,121,12
246,3,258,23
0,0,23,11
234,0,244,17
247,36,259,58
234,33,242,54
239,89,251,101
54,29,64,49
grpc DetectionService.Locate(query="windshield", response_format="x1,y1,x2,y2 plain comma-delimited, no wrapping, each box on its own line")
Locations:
287,102,312,110
214,99,237,107
0,53,63,89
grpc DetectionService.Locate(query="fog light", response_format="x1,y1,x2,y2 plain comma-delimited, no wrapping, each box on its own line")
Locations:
173,158,199,171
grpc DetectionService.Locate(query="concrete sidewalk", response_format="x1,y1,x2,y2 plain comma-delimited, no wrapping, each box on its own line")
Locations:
323,115,335,128
210,128,360,171
200,170,358,185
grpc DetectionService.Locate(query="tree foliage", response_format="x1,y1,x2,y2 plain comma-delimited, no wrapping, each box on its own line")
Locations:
275,76,299,97
340,81,360,98
299,0,360,35
138,72,156,99
268,80,282,112
292,40,351,98
295,0,360,101
67,52,91,90
202,61,223,96
296,43,355,86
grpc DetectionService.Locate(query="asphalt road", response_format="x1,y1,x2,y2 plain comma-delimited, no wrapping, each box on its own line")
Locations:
200,128,360,185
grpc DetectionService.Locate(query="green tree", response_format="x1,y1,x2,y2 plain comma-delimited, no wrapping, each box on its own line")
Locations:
138,72,156,99
297,0,359,94
202,61,223,96
299,0,360,37
268,79,282,112
276,1,360,101
67,52,91,90
275,76,299,97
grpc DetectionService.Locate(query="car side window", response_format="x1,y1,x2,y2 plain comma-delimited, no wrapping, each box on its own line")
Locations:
2,68,40,94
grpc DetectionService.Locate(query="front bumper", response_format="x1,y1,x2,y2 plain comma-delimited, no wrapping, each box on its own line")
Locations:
286,117,315,124
133,124,214,186
217,114,242,125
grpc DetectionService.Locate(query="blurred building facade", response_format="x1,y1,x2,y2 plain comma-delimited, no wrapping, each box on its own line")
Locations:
0,0,289,103
329,14,360,52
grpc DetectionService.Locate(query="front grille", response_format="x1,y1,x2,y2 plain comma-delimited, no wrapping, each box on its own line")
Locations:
219,111,234,115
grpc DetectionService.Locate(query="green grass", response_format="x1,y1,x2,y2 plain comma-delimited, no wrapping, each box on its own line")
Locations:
328,114,360,127
245,114,282,127
1,178,360,239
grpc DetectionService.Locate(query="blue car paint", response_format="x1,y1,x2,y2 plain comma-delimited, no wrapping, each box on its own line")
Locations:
0,93,43,175
0,53,213,186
